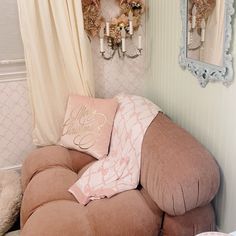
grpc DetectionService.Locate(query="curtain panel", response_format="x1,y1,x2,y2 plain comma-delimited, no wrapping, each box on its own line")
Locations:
17,0,95,146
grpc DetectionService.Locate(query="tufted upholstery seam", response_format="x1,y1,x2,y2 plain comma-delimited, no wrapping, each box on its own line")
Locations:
25,199,79,225
21,167,78,226
26,165,75,187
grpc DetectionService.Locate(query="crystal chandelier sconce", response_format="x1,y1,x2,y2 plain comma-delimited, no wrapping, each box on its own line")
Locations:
99,11,143,60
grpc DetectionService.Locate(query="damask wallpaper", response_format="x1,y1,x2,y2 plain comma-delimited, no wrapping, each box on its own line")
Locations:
92,0,146,98
0,80,35,169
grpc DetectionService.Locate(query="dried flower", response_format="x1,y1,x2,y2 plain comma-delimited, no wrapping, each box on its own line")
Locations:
82,0,100,7
82,0,145,41
111,14,129,26
120,0,145,16
82,1,104,37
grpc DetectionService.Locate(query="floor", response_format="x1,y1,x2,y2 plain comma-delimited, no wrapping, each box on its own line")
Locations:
6,215,20,235
5,230,20,236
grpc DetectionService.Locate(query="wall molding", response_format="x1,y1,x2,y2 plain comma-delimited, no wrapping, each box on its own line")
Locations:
1,164,22,171
0,58,26,82
0,75,27,83
0,59,25,65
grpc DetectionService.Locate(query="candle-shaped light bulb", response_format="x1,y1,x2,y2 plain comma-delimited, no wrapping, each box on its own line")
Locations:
188,21,191,45
106,22,110,37
192,5,197,29
128,11,133,35
99,26,105,53
121,27,126,38
138,26,142,50
188,20,192,31
201,19,206,42
121,27,126,52
99,26,104,38
128,11,133,21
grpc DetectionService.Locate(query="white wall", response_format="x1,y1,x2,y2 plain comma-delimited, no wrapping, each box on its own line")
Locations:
146,0,236,233
0,0,34,169
0,0,24,60
0,0,26,78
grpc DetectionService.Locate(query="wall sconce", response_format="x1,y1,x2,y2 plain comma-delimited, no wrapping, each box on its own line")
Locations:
99,11,143,60
187,5,206,51
187,1,215,51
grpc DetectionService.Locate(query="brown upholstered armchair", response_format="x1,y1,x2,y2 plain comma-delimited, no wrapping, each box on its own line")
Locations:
20,113,220,236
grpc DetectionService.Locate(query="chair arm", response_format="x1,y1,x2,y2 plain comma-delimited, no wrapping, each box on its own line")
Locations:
140,113,220,216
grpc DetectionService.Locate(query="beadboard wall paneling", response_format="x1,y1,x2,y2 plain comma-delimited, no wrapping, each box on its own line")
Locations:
93,0,146,98
146,0,236,233
0,80,35,168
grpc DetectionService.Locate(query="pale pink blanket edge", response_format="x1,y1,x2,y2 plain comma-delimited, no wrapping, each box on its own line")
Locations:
69,94,161,205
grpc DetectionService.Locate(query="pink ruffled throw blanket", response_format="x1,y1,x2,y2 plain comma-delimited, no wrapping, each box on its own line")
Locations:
69,94,161,205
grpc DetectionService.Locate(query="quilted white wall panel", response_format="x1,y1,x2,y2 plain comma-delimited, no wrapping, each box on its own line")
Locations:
0,80,35,168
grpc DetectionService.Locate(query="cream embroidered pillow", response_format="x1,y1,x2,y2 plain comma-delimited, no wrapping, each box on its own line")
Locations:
59,95,118,159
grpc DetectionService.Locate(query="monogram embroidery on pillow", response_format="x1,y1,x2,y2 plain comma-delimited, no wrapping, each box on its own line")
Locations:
62,105,107,150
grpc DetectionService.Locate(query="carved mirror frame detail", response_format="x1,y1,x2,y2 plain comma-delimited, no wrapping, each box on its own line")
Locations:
179,0,235,87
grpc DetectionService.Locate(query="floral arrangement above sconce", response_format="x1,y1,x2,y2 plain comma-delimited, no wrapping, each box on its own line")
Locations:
82,0,145,60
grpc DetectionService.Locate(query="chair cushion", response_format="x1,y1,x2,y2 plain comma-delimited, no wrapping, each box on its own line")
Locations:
21,146,74,191
21,190,162,236
163,204,215,236
21,146,96,192
21,189,162,236
21,167,78,226
21,147,162,236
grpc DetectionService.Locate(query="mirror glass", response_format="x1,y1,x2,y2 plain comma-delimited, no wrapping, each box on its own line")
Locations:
187,0,224,67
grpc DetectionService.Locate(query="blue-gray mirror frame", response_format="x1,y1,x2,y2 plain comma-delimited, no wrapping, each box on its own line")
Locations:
179,0,235,87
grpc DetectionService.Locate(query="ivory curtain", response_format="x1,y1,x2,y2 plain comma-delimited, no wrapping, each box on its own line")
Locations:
17,0,95,146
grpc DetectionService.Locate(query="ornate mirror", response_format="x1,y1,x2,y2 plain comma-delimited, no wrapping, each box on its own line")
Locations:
179,0,235,87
